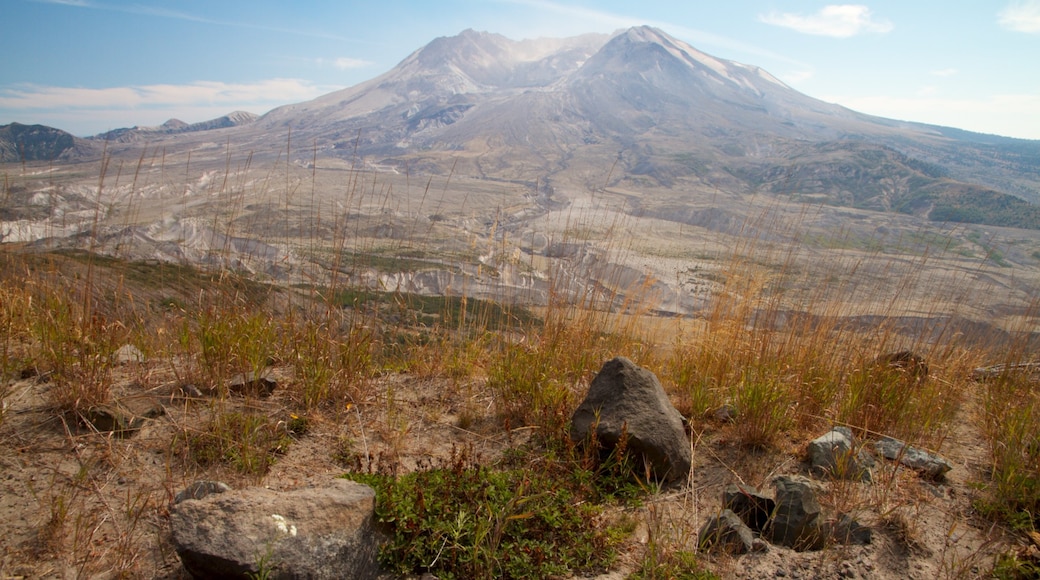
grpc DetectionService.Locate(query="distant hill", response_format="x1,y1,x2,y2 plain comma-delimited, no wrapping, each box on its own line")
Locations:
92,111,258,143
0,123,77,162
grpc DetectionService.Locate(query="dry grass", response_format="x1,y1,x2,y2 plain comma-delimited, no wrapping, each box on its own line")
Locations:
2,153,1039,578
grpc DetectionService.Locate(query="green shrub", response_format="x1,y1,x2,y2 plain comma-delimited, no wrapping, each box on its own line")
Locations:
344,447,631,579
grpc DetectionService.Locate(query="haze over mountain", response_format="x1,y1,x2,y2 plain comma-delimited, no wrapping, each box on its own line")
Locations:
211,25,1036,229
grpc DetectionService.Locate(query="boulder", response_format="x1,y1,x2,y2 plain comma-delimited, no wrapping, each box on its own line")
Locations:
767,475,825,551
570,357,691,482
875,436,952,480
808,426,874,481
170,478,381,579
698,509,757,555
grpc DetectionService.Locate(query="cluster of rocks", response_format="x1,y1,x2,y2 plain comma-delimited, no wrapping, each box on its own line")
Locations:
699,477,872,554
808,426,951,482
568,356,953,562
162,353,953,577
78,363,279,437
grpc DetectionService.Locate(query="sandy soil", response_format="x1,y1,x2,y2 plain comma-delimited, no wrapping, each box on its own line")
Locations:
0,357,1026,579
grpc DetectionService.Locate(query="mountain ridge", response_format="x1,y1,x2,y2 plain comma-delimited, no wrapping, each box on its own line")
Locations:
90,110,258,143
7,26,1040,230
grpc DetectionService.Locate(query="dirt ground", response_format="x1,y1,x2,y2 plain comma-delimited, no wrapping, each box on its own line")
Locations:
0,356,1027,579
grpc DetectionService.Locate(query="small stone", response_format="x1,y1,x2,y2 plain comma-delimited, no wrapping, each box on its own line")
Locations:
714,403,738,423
808,427,873,482
228,372,277,398
174,481,231,504
113,344,145,364
699,509,756,555
828,513,872,545
768,475,825,551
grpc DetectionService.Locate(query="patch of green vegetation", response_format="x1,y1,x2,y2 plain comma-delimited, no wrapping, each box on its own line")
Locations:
180,411,292,475
49,249,273,303
343,445,638,580
992,550,1040,579
929,187,1040,231
629,549,719,580
966,231,1011,267
801,232,884,252
335,288,539,331
669,153,711,175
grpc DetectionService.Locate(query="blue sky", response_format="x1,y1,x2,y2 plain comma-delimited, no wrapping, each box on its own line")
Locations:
2,0,1039,139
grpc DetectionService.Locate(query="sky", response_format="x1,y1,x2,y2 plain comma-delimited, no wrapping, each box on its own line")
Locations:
2,0,1039,140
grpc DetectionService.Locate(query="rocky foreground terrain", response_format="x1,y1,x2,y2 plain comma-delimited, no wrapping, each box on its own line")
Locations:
3,24,1040,579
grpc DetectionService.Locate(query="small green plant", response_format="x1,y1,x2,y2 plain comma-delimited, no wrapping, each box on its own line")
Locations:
979,368,1040,531
344,446,632,579
731,370,793,448
30,284,123,414
181,410,293,475
992,549,1040,579
188,304,278,393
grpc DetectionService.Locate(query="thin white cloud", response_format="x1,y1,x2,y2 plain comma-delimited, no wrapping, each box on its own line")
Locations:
999,0,1040,32
930,68,959,77
759,5,893,38
0,79,345,135
332,58,372,70
0,79,336,111
32,0,91,6
498,0,812,70
825,92,1040,139
781,70,815,84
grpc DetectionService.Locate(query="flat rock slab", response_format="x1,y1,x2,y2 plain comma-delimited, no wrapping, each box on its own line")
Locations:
875,436,952,480
171,478,381,579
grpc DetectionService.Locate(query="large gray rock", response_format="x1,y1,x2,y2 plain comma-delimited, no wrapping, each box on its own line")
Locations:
570,357,691,482
171,478,381,579
767,475,825,551
808,426,874,481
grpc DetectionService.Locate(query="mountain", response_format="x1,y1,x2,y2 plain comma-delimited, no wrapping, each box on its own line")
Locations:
92,110,258,143
0,122,80,162
238,26,1040,229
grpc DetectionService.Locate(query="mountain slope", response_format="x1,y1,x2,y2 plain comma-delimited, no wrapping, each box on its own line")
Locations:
43,25,1040,231
92,111,259,143
0,122,78,162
